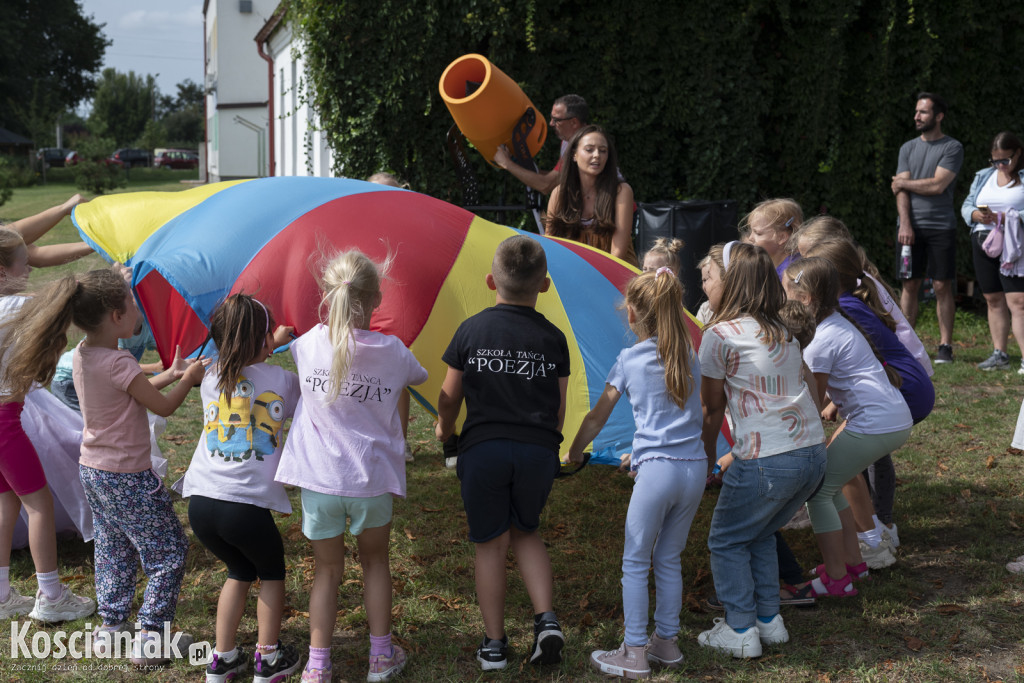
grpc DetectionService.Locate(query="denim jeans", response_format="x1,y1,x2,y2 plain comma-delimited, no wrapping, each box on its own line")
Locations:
621,458,705,645
708,443,827,630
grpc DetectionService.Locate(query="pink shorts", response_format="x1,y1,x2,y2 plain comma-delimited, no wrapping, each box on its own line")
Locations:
0,402,47,496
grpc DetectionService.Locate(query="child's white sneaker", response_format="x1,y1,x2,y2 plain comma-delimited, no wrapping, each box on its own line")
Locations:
0,586,34,619
697,618,762,658
756,614,789,645
92,622,133,658
882,523,900,548
28,585,95,622
858,540,896,569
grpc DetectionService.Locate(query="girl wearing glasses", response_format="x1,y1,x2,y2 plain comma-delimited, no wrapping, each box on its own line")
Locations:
546,125,638,266
962,132,1024,373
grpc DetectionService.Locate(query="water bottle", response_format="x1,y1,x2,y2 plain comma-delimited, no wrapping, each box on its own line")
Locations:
899,245,912,280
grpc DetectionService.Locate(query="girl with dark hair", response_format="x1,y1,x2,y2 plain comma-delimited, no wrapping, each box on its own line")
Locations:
802,237,935,567
962,131,1024,372
545,125,637,265
181,294,302,683
782,258,911,599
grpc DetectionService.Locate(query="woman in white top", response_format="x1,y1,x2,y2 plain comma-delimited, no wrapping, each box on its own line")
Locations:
962,131,1024,373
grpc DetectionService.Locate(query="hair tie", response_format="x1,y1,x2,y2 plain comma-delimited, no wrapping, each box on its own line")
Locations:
341,280,351,285
722,241,739,271
655,266,672,277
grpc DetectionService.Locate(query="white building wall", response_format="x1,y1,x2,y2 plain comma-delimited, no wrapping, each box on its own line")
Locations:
266,22,335,178
204,0,278,181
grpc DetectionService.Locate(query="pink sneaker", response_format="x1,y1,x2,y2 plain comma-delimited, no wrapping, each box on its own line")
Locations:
646,632,683,669
590,642,651,679
301,662,331,683
367,643,406,682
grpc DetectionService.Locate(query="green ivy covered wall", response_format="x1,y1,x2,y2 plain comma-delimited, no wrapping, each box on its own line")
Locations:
289,0,1024,275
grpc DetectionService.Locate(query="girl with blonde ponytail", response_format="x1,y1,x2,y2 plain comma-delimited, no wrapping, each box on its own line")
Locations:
569,268,705,678
275,249,427,683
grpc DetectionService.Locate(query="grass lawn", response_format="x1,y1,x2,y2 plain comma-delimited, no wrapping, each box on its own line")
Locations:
1,182,1024,681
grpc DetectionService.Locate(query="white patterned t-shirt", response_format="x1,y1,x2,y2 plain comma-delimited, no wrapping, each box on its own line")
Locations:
698,317,824,459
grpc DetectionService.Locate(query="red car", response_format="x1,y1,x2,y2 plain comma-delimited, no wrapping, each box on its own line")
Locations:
153,149,198,170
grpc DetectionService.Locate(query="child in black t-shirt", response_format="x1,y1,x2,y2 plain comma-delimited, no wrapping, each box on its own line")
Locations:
436,235,569,672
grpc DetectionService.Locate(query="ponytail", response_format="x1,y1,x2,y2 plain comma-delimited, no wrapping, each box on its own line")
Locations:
209,294,274,401
783,258,901,389
320,250,386,402
0,268,128,399
803,237,897,332
625,269,695,409
836,307,903,389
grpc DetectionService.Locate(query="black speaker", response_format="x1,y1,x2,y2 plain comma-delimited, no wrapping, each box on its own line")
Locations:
633,200,739,312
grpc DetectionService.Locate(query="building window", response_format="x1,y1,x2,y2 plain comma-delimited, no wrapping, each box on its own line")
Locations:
239,0,252,13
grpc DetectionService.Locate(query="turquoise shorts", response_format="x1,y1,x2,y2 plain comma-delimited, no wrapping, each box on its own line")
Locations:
300,489,393,540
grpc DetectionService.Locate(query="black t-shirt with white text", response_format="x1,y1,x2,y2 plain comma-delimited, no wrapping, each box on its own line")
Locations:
442,304,570,453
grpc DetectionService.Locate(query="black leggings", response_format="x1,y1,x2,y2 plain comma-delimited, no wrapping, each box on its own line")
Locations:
188,495,286,582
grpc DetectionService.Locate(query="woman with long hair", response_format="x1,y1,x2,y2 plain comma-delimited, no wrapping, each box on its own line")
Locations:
545,125,637,266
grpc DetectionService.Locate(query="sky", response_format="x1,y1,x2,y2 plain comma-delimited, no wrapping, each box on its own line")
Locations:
78,0,205,100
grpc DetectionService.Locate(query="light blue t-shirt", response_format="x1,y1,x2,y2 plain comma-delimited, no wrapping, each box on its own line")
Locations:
606,338,704,469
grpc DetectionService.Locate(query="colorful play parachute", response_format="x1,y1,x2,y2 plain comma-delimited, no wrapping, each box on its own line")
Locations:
73,178,730,464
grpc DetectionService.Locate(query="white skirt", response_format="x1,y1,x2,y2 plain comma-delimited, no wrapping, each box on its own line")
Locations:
10,388,168,549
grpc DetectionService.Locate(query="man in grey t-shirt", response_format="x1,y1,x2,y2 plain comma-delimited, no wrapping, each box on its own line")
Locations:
891,92,964,364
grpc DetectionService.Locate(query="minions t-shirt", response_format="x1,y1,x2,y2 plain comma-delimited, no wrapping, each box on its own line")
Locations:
182,362,300,513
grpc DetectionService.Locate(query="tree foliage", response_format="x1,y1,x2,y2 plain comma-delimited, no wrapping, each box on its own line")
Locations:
73,135,124,195
158,79,204,145
290,0,1024,274
89,69,159,148
0,0,108,141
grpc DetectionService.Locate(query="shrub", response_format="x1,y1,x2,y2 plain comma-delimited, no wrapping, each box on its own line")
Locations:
73,136,124,195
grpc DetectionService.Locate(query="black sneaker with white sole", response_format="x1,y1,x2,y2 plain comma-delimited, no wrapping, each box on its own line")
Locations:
475,635,508,671
529,614,564,665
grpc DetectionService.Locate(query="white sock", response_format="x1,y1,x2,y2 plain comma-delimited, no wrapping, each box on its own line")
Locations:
857,528,882,547
215,647,239,663
872,514,887,534
257,642,279,665
0,566,9,602
36,570,61,600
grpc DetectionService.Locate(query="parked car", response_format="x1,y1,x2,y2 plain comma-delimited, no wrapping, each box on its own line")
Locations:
36,147,69,167
65,150,79,166
108,148,151,168
152,149,199,170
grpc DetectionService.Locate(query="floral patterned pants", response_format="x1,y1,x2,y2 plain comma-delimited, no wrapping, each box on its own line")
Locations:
79,465,189,629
